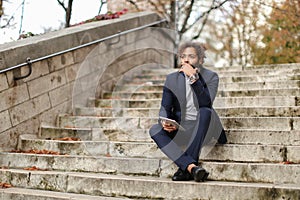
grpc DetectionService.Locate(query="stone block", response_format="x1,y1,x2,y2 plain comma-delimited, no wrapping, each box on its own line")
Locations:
73,45,97,64
226,130,300,145
65,63,79,83
0,73,8,91
0,84,29,112
221,117,293,131
27,69,67,98
293,118,300,131
9,94,51,126
47,52,75,72
49,83,72,107
287,146,300,163
39,100,71,126
39,126,93,140
0,117,40,150
20,59,50,82
9,170,68,192
0,110,12,133
202,162,300,184
19,136,108,156
108,141,162,158
200,144,285,162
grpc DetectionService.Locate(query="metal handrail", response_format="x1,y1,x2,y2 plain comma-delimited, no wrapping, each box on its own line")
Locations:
0,18,167,77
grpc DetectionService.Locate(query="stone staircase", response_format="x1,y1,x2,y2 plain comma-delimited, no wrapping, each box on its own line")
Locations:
1,63,300,199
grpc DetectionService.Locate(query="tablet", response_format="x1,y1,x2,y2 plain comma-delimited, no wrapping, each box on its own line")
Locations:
159,116,185,131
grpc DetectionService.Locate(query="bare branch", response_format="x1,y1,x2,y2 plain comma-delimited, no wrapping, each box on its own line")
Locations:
19,0,25,34
0,15,14,28
125,0,140,11
149,0,171,22
98,0,107,14
179,0,195,34
57,0,67,12
192,0,215,39
183,0,232,36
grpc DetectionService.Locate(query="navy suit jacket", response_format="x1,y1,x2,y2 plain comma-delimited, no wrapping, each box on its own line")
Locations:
159,67,219,124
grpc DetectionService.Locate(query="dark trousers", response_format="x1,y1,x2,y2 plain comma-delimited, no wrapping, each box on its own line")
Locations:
149,107,212,171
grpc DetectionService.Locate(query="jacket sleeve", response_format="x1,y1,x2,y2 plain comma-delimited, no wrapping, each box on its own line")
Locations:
206,72,219,102
159,83,175,118
190,73,212,108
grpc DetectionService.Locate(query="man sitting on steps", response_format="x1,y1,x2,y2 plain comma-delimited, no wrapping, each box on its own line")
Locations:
149,41,227,182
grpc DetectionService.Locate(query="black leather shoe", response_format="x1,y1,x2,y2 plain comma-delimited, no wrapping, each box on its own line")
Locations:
191,166,209,182
217,129,227,144
172,168,193,181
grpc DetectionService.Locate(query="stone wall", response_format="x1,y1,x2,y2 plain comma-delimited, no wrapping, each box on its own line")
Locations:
0,12,175,151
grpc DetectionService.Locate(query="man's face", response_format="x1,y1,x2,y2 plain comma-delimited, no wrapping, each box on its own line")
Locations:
179,47,201,67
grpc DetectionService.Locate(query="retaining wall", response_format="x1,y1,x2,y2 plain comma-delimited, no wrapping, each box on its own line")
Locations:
0,12,175,150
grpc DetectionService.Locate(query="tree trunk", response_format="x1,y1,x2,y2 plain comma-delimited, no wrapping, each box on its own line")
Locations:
65,0,73,27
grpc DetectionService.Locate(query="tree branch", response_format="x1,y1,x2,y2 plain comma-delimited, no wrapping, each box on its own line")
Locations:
192,0,216,39
179,0,195,34
0,15,14,28
125,0,140,11
57,0,67,12
183,0,231,35
98,0,107,14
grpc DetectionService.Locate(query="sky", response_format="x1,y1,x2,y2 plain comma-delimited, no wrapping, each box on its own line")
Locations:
0,0,107,44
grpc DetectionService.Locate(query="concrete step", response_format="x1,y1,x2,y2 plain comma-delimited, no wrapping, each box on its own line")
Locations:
39,125,94,141
200,144,300,163
142,65,300,77
40,126,150,142
0,153,299,185
0,153,160,177
0,187,126,200
87,98,161,108
219,80,300,90
209,63,300,72
128,73,300,85
17,135,300,163
103,88,300,99
219,73,300,83
217,106,300,117
226,129,300,145
57,115,299,131
134,70,300,84
0,169,299,199
214,96,299,107
144,63,300,74
89,96,299,108
74,106,300,117
218,88,300,97
115,80,300,92
40,125,300,145
18,134,163,158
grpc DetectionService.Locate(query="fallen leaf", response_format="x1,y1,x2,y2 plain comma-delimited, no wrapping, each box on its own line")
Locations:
281,161,294,164
53,137,81,141
9,149,65,155
0,182,12,188
23,166,47,171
